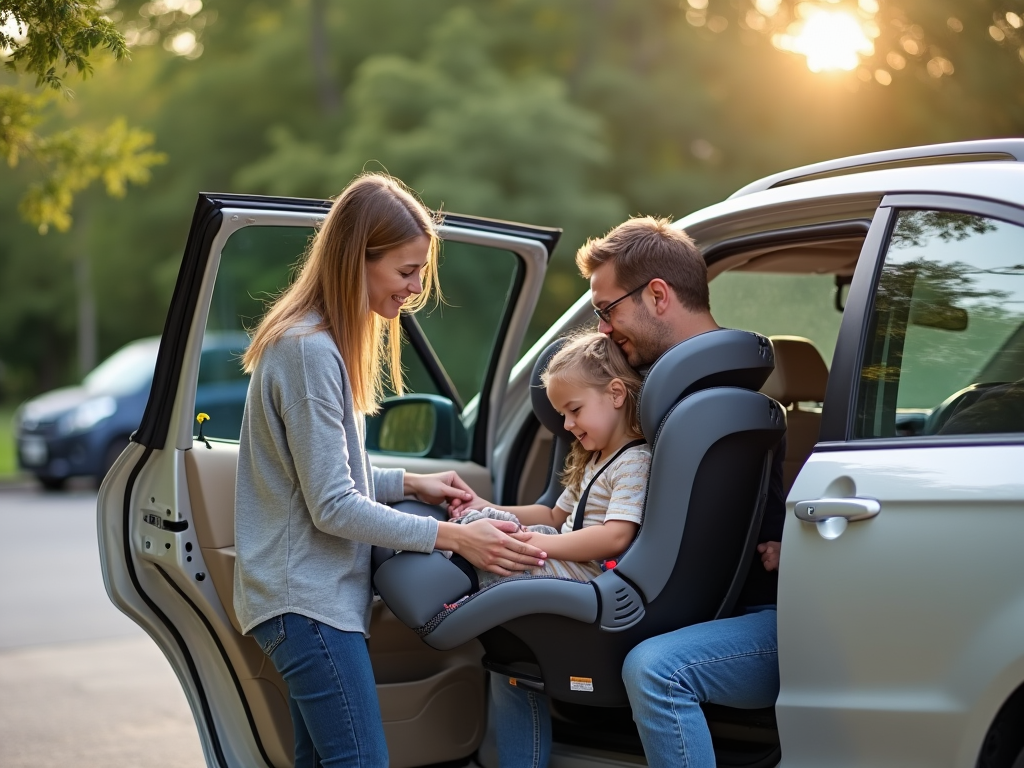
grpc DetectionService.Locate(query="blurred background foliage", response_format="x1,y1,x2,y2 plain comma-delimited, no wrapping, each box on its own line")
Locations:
2,0,1024,405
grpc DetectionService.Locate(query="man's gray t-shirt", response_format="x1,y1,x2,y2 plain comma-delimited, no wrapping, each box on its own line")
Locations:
234,316,439,636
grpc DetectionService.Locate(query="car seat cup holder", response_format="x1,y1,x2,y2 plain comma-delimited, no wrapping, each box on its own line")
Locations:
372,329,785,705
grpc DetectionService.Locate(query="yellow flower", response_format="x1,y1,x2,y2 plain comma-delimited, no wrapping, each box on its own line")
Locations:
196,413,210,424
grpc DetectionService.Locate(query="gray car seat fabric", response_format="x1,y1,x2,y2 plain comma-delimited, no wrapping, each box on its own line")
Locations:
530,339,574,509
372,329,786,706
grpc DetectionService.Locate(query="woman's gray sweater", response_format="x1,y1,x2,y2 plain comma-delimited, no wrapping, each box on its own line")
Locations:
233,317,439,636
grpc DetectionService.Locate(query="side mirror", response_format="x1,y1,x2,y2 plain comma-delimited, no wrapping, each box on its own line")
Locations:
365,394,469,459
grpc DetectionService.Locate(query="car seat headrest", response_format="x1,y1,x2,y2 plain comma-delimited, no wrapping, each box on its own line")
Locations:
640,329,775,440
530,339,574,442
760,335,829,406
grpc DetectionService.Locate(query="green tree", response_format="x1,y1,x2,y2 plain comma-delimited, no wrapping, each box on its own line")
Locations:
235,7,627,338
1,0,165,233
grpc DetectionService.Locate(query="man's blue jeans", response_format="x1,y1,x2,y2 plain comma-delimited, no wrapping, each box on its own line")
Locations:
622,606,779,768
250,613,388,767
489,607,777,768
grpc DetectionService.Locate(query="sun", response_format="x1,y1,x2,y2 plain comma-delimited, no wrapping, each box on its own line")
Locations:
773,6,876,72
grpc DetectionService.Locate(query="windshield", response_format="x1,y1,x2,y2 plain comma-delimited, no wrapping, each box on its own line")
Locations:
83,339,160,397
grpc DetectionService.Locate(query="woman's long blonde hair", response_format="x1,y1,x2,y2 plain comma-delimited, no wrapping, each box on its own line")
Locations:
242,174,441,414
541,332,644,490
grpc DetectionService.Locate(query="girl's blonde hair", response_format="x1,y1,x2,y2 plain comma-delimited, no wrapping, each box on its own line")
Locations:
541,331,644,489
242,173,441,414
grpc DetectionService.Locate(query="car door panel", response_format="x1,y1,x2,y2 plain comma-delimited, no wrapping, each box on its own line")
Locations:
99,194,556,768
777,195,1024,767
778,446,1024,767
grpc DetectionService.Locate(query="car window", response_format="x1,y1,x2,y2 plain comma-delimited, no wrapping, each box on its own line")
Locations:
83,339,159,397
854,210,1024,438
412,240,518,401
375,241,518,459
202,225,517,449
709,272,843,366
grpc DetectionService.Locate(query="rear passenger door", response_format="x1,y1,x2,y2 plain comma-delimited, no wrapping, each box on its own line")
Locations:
97,194,557,768
776,197,1024,767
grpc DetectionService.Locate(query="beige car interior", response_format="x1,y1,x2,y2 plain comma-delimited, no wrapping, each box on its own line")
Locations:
183,442,486,768
760,336,830,493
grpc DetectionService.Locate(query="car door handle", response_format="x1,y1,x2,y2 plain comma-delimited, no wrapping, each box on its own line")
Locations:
794,498,881,522
794,498,880,540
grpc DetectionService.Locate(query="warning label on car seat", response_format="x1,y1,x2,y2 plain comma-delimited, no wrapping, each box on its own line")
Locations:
569,676,594,692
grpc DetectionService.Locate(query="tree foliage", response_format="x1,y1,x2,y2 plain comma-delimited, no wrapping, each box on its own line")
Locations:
2,0,1024,400
1,0,164,232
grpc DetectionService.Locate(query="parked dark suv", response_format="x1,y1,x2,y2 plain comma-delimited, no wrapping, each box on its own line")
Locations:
16,332,250,489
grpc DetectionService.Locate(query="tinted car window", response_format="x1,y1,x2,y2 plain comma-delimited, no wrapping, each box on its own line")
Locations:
854,210,1024,438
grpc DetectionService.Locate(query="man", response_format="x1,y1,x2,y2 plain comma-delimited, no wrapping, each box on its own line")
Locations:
581,216,784,768
490,216,785,768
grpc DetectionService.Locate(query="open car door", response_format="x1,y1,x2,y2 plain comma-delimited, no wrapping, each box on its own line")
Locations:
97,193,558,768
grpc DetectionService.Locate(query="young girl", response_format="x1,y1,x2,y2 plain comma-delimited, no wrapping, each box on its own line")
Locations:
448,331,651,584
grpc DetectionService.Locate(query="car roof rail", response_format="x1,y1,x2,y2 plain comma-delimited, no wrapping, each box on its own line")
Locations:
729,139,1024,199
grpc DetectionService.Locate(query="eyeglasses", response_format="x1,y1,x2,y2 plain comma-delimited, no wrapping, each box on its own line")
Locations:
593,282,648,323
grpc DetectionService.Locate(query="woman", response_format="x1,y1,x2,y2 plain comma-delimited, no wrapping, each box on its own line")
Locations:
233,173,547,767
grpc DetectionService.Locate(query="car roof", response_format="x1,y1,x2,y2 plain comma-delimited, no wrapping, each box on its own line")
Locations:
678,161,1024,251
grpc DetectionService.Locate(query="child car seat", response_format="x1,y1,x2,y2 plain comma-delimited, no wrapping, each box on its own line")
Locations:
372,329,786,706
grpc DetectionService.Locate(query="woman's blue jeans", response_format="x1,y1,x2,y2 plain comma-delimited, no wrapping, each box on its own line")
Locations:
489,606,778,768
250,613,388,768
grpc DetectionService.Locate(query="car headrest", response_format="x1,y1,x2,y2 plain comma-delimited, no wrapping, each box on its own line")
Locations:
639,329,775,441
760,335,829,406
530,339,574,442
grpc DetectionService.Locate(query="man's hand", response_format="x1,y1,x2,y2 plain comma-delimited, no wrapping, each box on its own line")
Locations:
435,519,547,576
757,540,781,572
404,471,474,508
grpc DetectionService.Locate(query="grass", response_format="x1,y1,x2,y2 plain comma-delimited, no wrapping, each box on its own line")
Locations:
0,405,22,480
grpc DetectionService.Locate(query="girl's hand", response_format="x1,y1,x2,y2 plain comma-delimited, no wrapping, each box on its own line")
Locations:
436,519,547,576
405,471,474,507
447,491,492,519
757,541,781,572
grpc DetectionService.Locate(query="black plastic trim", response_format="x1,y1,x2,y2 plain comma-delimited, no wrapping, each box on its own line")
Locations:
819,206,894,442
471,259,527,465
135,197,224,448
400,314,463,411
155,565,276,768
119,447,230,768
812,434,1024,452
703,219,872,268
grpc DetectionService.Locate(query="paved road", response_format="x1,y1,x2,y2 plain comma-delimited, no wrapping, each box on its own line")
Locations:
0,485,205,768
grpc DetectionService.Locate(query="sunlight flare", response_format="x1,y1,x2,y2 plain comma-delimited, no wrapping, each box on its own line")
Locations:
773,5,876,72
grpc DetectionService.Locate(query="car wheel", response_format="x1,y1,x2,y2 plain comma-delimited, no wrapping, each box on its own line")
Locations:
38,476,67,492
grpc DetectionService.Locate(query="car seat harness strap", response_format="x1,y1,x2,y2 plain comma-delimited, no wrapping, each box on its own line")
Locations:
572,439,647,532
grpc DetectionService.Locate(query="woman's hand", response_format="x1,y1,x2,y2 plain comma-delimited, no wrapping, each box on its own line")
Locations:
447,491,492,519
404,471,474,507
435,519,547,577
757,540,781,572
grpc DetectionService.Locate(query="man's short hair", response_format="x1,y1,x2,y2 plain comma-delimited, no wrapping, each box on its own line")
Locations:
576,216,710,312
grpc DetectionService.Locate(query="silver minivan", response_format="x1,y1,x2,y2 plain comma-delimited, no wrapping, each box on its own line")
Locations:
99,139,1024,768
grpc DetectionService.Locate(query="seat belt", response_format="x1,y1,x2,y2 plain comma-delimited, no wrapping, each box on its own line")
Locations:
571,439,647,532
